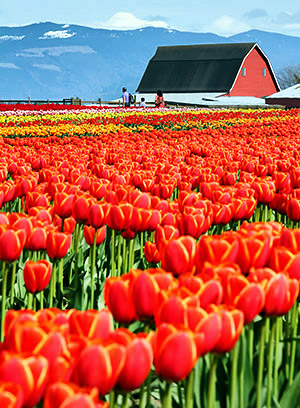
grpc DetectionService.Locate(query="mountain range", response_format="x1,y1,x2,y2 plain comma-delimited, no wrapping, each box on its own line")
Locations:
0,22,300,101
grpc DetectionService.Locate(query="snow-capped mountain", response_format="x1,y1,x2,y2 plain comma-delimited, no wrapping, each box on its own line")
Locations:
0,22,299,100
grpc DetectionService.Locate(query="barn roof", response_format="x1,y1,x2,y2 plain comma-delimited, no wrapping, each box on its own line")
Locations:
266,83,300,99
136,42,277,93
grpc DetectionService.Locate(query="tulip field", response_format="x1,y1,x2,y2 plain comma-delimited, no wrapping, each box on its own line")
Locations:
2,104,300,408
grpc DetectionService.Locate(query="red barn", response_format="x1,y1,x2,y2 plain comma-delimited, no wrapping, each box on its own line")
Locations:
136,42,279,100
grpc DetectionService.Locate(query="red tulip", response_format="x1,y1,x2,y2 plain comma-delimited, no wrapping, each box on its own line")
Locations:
104,276,137,323
268,246,300,279
191,310,222,356
0,228,26,262
43,382,100,408
11,217,33,240
131,271,161,319
0,352,49,407
264,273,299,316
69,309,113,340
160,236,196,276
23,260,52,294
4,319,68,366
151,324,197,382
235,229,273,274
46,231,72,259
73,342,126,396
88,203,110,228
83,225,106,246
107,203,133,231
286,198,300,222
197,233,239,270
72,195,95,223
118,338,153,391
25,227,47,251
280,228,300,254
154,225,180,250
144,241,160,264
209,306,244,354
54,192,75,219
225,275,265,324
0,382,23,408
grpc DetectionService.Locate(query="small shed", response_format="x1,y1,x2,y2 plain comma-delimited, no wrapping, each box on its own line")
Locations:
136,43,280,101
265,84,300,108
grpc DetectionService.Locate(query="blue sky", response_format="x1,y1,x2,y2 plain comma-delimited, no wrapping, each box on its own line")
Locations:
1,0,300,37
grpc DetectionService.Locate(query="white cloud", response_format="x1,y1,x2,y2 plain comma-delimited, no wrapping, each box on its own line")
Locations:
33,63,61,71
205,15,250,36
39,30,76,39
0,63,20,69
16,46,96,57
0,35,24,41
97,12,168,30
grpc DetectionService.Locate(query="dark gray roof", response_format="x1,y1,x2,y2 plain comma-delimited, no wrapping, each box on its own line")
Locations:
137,43,260,93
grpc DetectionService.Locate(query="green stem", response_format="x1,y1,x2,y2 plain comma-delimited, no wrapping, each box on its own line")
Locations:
27,292,33,309
177,382,183,408
248,322,254,363
208,355,217,408
122,236,128,275
40,291,44,310
139,381,146,408
33,295,37,312
239,332,244,408
267,318,276,408
117,234,122,277
128,238,134,270
10,261,17,308
109,390,115,408
130,236,136,269
58,258,64,296
1,262,8,341
265,315,270,343
230,342,239,408
49,261,57,307
254,203,261,222
185,370,194,408
285,308,292,380
145,369,152,408
122,393,129,408
289,302,298,385
90,230,97,309
274,318,280,400
162,382,172,408
70,223,81,282
111,229,116,277
256,320,266,408
268,207,273,222
140,231,144,259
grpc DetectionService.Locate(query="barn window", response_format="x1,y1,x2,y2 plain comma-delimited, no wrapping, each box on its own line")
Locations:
262,68,266,77
242,67,246,76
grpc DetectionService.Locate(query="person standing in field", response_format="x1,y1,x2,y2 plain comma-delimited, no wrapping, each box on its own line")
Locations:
122,87,130,107
155,90,165,108
140,97,146,107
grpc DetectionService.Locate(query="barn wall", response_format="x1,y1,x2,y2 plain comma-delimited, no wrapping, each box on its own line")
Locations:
229,48,278,98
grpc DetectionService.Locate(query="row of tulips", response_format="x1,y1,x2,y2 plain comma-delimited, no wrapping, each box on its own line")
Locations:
1,106,300,408
2,220,300,407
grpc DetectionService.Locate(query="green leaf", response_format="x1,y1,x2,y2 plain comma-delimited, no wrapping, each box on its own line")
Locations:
280,371,300,408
